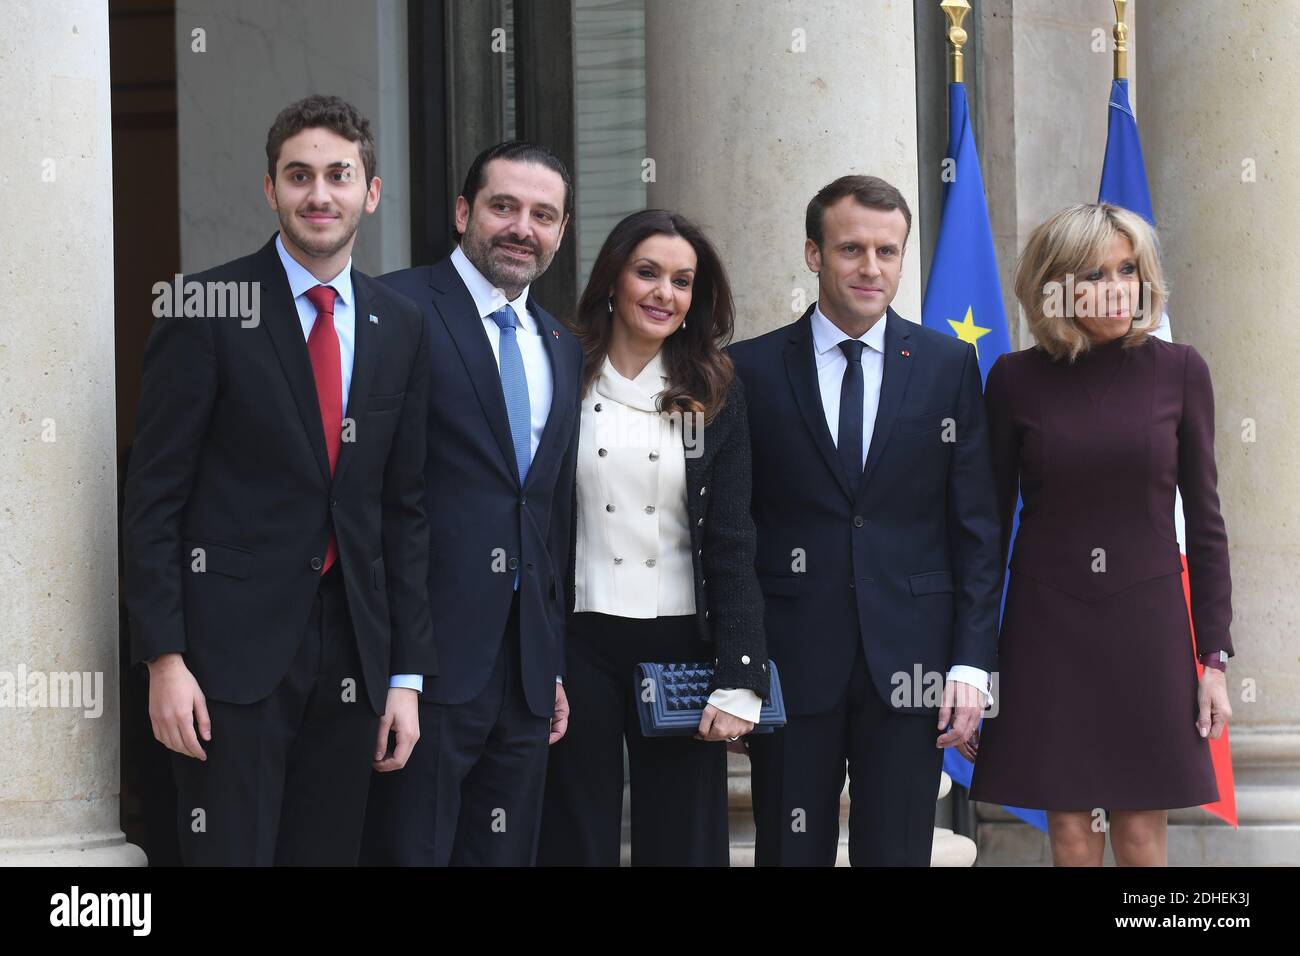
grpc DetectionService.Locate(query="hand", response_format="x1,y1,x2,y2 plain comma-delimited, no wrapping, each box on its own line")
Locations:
147,653,210,760
936,679,985,748
956,726,980,763
1197,667,1232,740
696,704,755,742
550,682,570,745
373,687,420,772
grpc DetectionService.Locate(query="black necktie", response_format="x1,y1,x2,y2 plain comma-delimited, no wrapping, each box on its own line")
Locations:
837,339,865,487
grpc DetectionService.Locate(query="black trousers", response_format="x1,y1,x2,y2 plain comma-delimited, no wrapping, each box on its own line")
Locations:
748,643,943,867
170,565,380,866
362,591,550,866
537,611,730,867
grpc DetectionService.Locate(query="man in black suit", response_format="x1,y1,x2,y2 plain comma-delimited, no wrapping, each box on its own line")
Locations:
123,95,435,865
361,142,583,866
730,175,1001,866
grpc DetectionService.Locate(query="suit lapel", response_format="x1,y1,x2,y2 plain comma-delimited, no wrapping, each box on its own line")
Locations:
256,236,331,485
858,309,914,496
430,259,521,484
331,273,378,492
783,307,855,501
523,302,573,492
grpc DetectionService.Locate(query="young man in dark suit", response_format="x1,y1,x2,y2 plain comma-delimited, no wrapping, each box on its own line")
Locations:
729,175,1002,866
123,95,435,865
361,142,584,866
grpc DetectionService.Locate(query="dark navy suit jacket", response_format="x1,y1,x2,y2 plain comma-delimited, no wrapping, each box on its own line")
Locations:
378,257,583,718
124,235,435,717
728,306,1002,716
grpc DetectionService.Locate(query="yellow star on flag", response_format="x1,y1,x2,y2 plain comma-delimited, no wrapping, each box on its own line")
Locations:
947,306,991,358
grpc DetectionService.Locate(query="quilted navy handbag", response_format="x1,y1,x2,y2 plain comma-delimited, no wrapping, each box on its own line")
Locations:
634,660,787,737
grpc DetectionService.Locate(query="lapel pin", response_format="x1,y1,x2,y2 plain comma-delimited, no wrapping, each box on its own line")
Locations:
552,329,561,339
900,349,910,358
369,314,379,324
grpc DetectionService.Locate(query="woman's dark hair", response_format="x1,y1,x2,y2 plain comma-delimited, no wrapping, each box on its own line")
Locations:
571,209,735,423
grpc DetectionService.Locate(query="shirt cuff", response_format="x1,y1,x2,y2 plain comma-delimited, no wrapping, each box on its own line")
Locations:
946,666,992,708
556,675,563,685
707,687,763,724
389,674,423,693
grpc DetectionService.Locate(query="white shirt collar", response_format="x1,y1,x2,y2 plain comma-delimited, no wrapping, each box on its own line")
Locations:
275,233,353,306
810,302,887,356
594,349,668,413
450,243,533,332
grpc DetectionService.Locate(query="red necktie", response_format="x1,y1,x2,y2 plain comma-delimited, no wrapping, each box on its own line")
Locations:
305,284,341,575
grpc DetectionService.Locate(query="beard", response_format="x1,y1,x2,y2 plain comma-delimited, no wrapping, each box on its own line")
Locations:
277,201,363,260
460,222,556,293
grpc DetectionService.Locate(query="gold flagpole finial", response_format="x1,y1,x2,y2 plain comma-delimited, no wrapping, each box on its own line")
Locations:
1113,0,1129,81
941,0,972,84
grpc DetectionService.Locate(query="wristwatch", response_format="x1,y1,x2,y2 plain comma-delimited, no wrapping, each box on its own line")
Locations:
1199,649,1228,672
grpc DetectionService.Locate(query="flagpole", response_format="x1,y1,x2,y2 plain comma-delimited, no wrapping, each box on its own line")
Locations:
1113,0,1129,81
940,0,971,84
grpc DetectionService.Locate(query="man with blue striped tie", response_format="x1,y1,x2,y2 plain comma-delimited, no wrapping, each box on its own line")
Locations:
361,142,584,865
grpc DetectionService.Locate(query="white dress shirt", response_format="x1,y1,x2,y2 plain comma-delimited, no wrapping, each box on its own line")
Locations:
810,305,991,705
277,233,357,415
276,234,422,694
450,244,553,461
811,302,886,470
573,351,762,723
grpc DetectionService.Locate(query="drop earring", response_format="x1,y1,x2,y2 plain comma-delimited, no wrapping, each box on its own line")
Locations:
607,297,613,314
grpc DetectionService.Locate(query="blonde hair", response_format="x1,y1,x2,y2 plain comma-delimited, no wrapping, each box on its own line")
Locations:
1014,202,1167,362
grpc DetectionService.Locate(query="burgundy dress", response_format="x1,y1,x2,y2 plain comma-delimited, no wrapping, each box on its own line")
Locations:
968,336,1233,811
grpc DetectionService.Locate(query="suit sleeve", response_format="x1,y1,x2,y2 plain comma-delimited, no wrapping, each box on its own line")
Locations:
983,355,1020,574
945,343,1002,674
704,382,770,699
1177,346,1233,658
382,305,436,676
122,309,218,666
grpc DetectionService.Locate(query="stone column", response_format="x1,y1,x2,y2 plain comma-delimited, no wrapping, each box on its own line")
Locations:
644,0,923,337
1138,0,1300,865
0,1,145,866
977,0,1137,351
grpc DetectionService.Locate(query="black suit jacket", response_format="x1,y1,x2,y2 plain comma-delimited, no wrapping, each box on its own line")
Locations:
728,306,1001,716
377,257,583,719
124,234,436,715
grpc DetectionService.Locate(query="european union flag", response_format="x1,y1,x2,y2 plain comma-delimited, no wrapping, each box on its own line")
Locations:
924,81,1047,833
921,82,1011,379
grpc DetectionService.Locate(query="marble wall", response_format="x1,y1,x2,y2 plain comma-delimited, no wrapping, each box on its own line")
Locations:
175,0,410,276
645,0,923,340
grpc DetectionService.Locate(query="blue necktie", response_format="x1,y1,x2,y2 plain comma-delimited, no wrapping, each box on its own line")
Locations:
490,305,533,486
491,305,531,592
837,339,865,488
